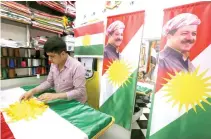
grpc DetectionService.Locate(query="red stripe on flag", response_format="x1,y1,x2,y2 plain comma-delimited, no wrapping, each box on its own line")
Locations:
1,112,15,139
102,11,145,75
74,21,104,37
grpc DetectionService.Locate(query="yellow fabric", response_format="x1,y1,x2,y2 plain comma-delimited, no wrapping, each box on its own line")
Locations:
3,98,48,122
86,71,100,109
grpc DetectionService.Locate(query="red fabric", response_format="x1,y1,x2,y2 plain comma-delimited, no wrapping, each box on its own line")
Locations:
156,1,211,92
1,112,15,139
102,11,145,75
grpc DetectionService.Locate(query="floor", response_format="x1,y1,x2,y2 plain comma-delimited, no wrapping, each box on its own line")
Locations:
131,104,151,139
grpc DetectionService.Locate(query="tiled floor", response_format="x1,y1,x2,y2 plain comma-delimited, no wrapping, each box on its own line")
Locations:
131,106,150,139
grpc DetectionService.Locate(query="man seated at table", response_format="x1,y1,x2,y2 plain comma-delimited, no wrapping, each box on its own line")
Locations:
20,36,87,103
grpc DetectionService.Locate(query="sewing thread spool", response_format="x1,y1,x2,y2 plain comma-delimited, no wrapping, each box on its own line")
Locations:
9,59,15,68
8,69,16,78
8,48,14,57
17,58,22,68
2,47,8,56
32,68,36,75
21,60,26,67
32,59,39,66
2,68,8,79
14,48,20,57
41,67,45,74
1,58,7,68
27,59,32,67
41,59,46,66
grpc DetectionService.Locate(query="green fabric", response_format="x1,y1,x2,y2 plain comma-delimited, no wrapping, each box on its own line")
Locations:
100,70,138,130
74,44,104,56
136,85,152,94
149,98,211,139
21,85,113,139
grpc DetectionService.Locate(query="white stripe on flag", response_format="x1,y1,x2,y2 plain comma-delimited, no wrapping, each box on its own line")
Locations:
100,26,143,106
1,88,88,139
120,25,144,72
150,45,211,136
75,33,104,47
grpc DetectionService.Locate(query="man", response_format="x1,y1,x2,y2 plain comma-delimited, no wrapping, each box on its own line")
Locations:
159,13,201,73
104,20,125,60
20,36,87,103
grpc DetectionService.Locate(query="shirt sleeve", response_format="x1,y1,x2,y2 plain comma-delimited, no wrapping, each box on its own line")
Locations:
66,64,87,102
35,65,54,92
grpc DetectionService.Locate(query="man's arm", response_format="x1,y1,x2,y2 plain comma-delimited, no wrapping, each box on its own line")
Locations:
66,64,87,103
32,65,54,95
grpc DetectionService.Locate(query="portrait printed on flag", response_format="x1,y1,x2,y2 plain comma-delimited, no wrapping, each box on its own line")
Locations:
103,20,125,60
149,2,211,139
158,13,201,74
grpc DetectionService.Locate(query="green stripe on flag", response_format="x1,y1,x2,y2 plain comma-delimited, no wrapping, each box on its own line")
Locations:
74,44,104,56
149,98,211,139
100,70,138,130
21,85,113,139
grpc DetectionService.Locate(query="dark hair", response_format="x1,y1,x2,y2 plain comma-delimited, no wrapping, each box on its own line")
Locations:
44,36,66,54
168,29,178,36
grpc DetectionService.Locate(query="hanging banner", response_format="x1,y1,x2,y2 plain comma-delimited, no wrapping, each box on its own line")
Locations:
74,21,104,58
148,2,211,139
99,11,145,130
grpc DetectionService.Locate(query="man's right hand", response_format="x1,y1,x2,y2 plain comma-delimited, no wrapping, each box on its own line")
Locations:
19,91,34,101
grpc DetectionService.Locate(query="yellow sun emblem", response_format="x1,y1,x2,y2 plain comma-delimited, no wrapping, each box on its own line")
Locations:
3,98,48,122
107,60,132,87
82,34,91,46
163,67,211,113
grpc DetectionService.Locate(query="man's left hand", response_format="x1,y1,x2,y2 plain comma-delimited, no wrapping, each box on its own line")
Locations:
38,93,58,102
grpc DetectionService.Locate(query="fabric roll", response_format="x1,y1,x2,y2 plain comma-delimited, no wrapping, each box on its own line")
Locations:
8,69,16,78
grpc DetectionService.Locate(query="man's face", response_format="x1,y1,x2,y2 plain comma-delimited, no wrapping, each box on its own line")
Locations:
109,28,124,47
46,52,64,64
168,25,198,53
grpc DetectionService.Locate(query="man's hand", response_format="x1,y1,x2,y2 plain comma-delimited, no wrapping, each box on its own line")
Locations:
38,93,58,103
19,91,34,101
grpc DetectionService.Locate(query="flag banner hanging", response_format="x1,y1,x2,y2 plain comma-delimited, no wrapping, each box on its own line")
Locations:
99,11,145,130
147,2,211,139
74,21,105,58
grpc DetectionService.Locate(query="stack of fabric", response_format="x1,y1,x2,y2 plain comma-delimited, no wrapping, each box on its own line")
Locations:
0,1,31,24
31,9,64,34
36,1,76,18
31,36,48,49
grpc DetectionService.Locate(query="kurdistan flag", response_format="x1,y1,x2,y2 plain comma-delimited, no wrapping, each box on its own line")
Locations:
147,2,211,139
74,21,104,58
100,11,145,130
1,86,113,139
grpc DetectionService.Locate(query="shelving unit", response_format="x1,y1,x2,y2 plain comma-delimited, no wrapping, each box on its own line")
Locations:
1,46,50,80
0,1,75,89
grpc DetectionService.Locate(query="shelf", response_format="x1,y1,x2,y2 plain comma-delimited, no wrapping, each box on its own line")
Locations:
1,46,44,50
1,56,47,59
1,74,48,80
1,16,31,25
1,66,48,69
